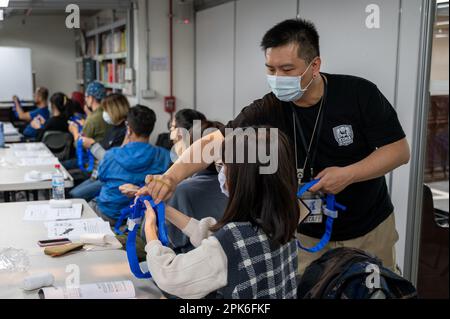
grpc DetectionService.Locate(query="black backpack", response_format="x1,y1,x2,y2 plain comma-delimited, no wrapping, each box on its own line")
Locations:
298,247,417,299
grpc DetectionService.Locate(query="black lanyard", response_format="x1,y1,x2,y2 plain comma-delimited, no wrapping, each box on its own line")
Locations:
292,74,328,183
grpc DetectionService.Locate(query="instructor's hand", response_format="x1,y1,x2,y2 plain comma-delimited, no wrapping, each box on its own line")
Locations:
137,174,177,204
309,166,355,194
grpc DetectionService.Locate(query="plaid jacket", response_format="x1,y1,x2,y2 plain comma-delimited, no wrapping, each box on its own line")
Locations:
208,222,298,299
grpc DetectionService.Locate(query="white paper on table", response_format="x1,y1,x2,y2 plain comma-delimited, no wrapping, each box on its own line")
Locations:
38,280,136,299
14,150,52,158
23,203,82,221
45,218,115,240
11,143,45,151
23,171,68,182
18,157,59,166
2,123,19,135
24,172,52,182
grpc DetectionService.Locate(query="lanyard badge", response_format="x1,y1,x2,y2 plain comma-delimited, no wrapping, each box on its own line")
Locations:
299,185,324,224
296,179,347,252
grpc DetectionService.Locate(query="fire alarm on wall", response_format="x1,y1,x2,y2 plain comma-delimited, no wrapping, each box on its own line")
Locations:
164,96,176,113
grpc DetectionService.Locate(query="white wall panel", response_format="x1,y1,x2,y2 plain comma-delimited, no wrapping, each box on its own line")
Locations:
234,0,298,116
195,2,235,123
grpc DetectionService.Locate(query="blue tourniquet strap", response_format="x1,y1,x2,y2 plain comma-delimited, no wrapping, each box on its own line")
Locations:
296,179,346,252
69,115,84,132
116,196,169,279
76,138,94,172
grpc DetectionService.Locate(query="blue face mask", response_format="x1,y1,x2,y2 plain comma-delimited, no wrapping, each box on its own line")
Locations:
217,166,229,197
266,61,315,102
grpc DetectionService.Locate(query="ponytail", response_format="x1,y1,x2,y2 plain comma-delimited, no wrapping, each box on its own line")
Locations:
50,92,74,120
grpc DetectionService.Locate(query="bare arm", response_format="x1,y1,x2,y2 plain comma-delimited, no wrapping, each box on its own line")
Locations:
310,138,410,194
165,205,192,231
141,130,224,203
349,138,410,182
13,97,31,121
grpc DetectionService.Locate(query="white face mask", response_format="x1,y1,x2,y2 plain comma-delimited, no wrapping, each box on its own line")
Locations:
102,111,114,125
217,166,229,197
266,60,315,102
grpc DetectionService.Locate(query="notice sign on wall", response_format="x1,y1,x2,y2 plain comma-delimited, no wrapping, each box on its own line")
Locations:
150,57,169,71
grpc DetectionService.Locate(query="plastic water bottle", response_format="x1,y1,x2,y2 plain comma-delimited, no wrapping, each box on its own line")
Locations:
51,164,65,200
0,122,5,148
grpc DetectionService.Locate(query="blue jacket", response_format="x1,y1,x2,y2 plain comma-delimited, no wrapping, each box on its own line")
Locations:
96,142,172,219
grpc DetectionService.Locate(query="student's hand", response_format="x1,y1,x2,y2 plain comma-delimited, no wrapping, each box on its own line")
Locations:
12,95,19,103
144,200,159,241
140,174,177,204
36,115,46,125
68,121,80,136
309,166,355,194
30,118,42,129
119,184,140,197
81,136,95,149
76,118,85,127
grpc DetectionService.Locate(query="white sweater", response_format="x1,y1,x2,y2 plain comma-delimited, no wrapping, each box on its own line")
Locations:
145,217,228,299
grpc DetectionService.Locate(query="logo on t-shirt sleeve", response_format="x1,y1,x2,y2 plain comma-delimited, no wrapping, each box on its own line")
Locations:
333,125,354,146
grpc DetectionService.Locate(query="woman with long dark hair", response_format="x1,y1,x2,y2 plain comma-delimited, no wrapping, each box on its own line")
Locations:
143,127,300,298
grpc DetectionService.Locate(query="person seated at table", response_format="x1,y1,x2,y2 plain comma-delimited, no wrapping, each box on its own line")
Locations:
63,81,111,173
169,108,206,157
119,107,206,196
12,87,50,139
141,127,300,299
70,91,87,119
89,105,172,225
166,120,228,252
33,92,75,141
69,93,130,201
120,117,228,253
68,81,111,145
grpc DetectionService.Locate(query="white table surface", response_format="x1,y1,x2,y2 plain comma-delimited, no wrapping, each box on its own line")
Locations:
0,199,162,299
1,122,22,143
4,134,22,143
0,142,74,191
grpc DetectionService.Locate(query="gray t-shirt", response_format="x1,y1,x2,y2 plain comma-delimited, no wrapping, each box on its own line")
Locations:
166,169,228,251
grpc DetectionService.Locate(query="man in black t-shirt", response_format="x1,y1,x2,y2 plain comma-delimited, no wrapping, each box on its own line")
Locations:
141,19,410,274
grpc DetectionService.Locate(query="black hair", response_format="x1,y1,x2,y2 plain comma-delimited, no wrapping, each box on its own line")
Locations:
175,109,206,131
188,120,224,144
211,127,299,246
50,92,74,120
261,18,320,63
128,105,156,137
188,120,224,174
70,99,85,116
